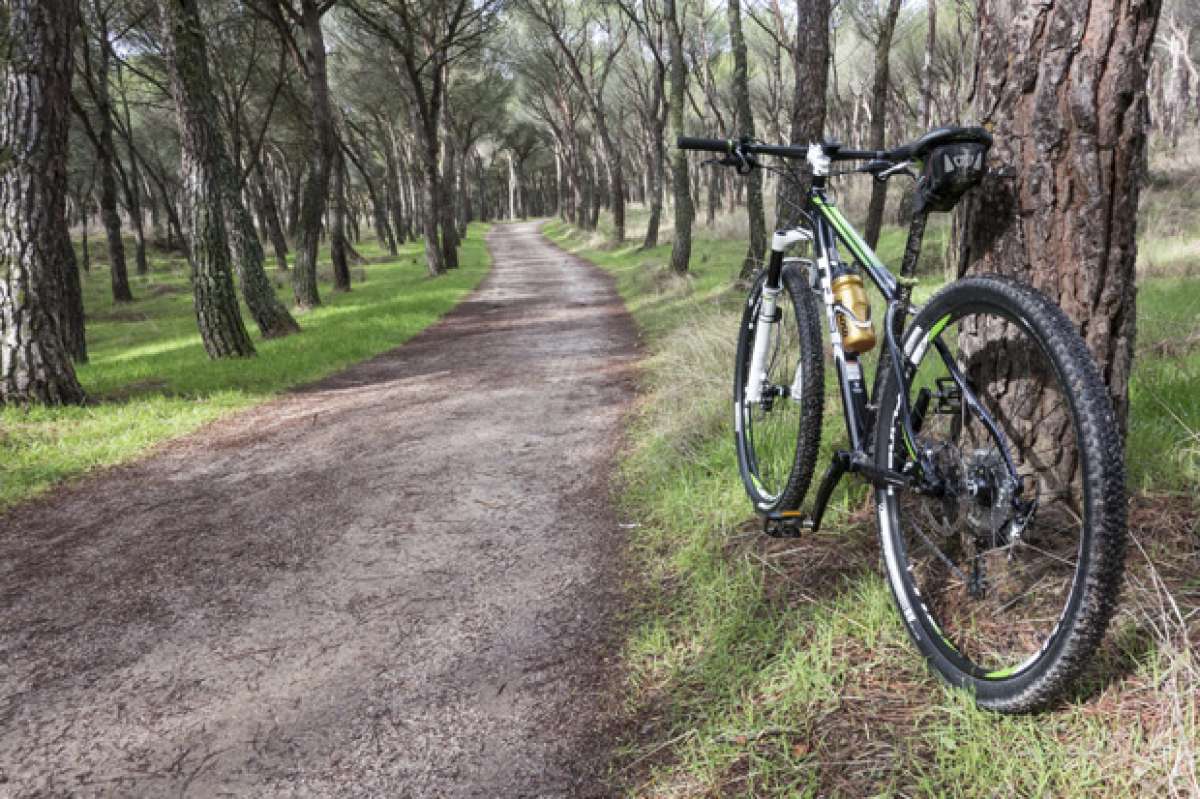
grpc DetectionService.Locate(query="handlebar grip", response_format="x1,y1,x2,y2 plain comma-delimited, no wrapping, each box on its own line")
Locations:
676,136,734,154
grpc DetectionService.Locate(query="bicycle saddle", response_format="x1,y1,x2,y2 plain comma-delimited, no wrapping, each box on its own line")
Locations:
887,126,993,161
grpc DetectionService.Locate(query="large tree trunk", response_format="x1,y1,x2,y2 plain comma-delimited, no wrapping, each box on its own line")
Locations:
159,0,256,359
666,0,692,273
959,0,1161,434
439,139,460,269
0,0,87,404
729,0,766,279
778,0,830,228
862,0,903,248
919,0,937,130
292,0,336,310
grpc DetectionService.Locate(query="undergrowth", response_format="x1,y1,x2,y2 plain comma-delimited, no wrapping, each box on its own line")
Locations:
548,205,1199,797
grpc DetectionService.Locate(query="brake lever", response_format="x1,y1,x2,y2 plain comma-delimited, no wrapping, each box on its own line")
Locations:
702,151,759,176
875,160,916,182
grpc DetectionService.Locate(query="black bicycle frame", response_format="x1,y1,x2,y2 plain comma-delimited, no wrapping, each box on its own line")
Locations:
760,174,1019,522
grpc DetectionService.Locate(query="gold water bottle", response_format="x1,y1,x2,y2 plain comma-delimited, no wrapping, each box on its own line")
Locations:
831,263,876,353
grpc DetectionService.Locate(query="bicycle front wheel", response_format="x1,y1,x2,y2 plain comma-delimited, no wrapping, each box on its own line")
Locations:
873,276,1125,712
734,264,824,513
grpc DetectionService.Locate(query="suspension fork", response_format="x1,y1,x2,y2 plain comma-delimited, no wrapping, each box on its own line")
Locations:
744,227,813,404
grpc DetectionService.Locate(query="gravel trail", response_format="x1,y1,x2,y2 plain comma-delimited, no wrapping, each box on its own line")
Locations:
0,222,638,797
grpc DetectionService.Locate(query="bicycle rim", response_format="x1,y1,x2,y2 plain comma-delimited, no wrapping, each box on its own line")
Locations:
882,303,1091,680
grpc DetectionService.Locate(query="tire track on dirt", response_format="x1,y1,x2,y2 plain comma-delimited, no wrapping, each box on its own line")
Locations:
0,222,639,797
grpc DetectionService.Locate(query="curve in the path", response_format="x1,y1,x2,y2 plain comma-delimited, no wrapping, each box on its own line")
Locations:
0,222,639,797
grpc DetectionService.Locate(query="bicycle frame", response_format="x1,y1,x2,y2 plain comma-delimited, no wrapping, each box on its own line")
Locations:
746,147,1020,530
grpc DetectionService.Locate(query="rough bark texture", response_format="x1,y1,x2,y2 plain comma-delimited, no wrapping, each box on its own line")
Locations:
159,0,255,359
778,0,830,228
224,180,300,339
960,0,1161,432
0,0,86,404
862,0,903,248
729,0,766,278
666,0,692,274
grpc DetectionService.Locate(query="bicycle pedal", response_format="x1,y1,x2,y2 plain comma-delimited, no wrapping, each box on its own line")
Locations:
762,510,812,538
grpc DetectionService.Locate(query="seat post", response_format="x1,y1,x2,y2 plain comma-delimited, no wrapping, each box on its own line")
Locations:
892,208,931,337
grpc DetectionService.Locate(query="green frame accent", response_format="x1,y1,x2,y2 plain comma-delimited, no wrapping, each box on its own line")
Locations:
811,196,886,271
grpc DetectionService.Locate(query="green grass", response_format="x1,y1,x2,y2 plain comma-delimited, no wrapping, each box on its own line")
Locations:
0,227,491,510
548,210,1198,796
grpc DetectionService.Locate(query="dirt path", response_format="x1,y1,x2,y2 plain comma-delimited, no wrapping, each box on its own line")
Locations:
0,223,639,797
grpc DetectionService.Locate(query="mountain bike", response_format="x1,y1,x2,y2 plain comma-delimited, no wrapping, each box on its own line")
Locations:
678,129,1126,713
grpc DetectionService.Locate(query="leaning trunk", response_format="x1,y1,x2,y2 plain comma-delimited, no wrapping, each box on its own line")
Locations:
159,0,255,359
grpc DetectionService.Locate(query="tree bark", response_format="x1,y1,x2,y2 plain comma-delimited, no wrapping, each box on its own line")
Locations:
729,0,766,278
292,0,337,309
90,21,134,302
862,0,903,248
919,0,938,130
159,0,256,359
960,0,1161,434
666,0,692,273
0,0,87,404
778,0,830,228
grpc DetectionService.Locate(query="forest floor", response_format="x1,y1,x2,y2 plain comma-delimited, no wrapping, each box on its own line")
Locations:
547,203,1199,796
0,222,640,796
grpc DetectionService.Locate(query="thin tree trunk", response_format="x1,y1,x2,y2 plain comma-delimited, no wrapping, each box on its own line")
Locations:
330,151,351,291
919,0,937,130
0,0,87,403
254,159,290,270
159,0,256,358
666,0,692,273
729,0,766,278
93,31,134,302
863,0,903,248
778,0,830,228
292,0,336,309
116,61,148,276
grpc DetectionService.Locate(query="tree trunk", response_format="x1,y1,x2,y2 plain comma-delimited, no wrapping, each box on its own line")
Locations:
254,159,290,270
863,0,903,248
959,0,1161,434
292,0,336,310
116,62,149,276
93,34,134,302
439,140,460,269
919,0,937,130
159,0,256,359
330,151,351,291
729,0,766,278
0,0,87,404
779,0,830,228
666,0,692,273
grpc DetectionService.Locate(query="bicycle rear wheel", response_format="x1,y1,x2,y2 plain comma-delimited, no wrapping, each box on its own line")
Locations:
734,264,824,513
872,276,1125,712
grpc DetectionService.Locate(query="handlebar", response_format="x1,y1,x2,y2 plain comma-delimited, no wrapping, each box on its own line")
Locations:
675,135,900,163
